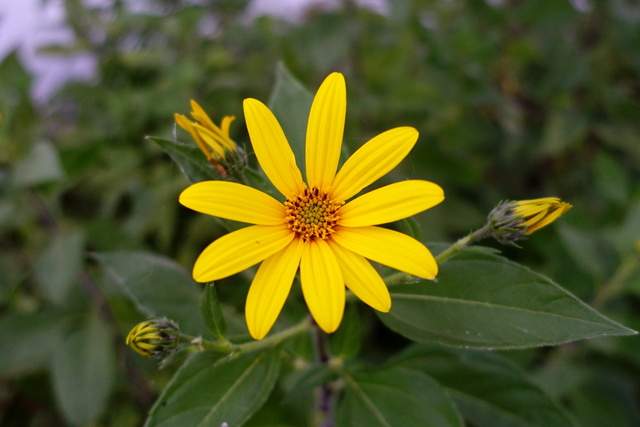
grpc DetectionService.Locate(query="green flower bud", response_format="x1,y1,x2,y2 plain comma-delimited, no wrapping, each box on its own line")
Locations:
125,318,179,358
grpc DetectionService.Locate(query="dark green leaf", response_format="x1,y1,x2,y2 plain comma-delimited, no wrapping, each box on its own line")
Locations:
146,349,281,427
392,344,577,427
337,366,463,427
34,228,85,305
200,283,227,341
93,251,206,335
148,136,220,183
380,250,636,349
0,311,71,376
267,63,314,174
330,303,362,359
51,315,115,425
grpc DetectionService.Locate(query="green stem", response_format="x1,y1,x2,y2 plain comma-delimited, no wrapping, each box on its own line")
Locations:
435,223,494,264
180,316,312,356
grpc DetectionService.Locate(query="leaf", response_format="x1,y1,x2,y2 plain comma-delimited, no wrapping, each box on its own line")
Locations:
12,141,65,187
146,349,281,427
392,344,578,427
34,228,85,305
337,366,463,427
93,251,206,335
148,136,220,183
200,283,227,341
0,311,71,376
267,63,314,173
51,314,115,425
330,303,362,359
380,250,636,349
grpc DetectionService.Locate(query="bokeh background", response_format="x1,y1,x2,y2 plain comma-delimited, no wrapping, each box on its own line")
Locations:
1,0,640,425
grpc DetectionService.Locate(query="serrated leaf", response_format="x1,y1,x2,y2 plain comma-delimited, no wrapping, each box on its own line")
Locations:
200,283,227,341
380,250,636,349
34,228,85,305
267,63,314,172
146,349,281,427
392,344,578,427
93,251,206,335
149,136,220,183
51,315,115,425
337,366,463,427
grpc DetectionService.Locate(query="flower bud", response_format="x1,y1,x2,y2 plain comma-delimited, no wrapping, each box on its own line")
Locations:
125,318,179,358
488,197,572,245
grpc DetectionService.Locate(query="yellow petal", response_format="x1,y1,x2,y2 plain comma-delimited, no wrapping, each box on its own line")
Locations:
327,240,391,312
246,238,303,340
189,99,216,130
193,224,294,282
306,72,346,190
175,114,212,159
300,239,345,334
179,181,284,225
192,123,226,158
331,127,419,201
338,180,444,227
243,98,305,199
331,225,437,280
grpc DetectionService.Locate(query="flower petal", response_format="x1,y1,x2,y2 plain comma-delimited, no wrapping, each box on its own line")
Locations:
338,180,444,227
300,239,345,334
245,238,303,340
327,240,391,312
331,225,437,280
306,72,346,190
179,181,284,225
243,98,305,198
331,127,419,201
193,224,294,282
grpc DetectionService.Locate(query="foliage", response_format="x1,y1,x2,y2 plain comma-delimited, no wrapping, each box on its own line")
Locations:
1,0,640,426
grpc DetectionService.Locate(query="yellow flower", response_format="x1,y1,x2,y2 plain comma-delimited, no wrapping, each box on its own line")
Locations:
513,197,572,233
179,73,444,340
175,100,237,175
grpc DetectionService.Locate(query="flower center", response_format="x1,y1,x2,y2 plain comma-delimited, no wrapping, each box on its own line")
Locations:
284,187,344,241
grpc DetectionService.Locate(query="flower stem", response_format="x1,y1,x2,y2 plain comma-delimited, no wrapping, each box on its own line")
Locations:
435,223,494,264
312,323,335,427
179,316,312,357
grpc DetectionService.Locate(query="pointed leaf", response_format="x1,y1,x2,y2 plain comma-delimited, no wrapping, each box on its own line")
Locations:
149,136,220,183
93,251,206,335
146,349,281,427
392,344,578,427
380,250,636,349
330,303,362,359
337,366,463,427
200,283,227,341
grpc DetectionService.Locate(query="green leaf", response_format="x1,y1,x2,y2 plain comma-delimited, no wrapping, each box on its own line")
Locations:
380,250,636,349
12,141,65,187
146,349,281,427
267,63,314,174
93,251,206,335
51,314,115,425
392,344,577,427
200,283,227,341
330,303,362,359
34,228,85,305
337,366,463,427
148,136,220,183
0,311,71,376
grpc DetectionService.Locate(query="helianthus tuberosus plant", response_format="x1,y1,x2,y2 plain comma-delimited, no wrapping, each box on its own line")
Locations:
119,68,635,426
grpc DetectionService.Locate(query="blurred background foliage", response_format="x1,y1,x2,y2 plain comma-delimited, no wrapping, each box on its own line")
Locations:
1,0,640,425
